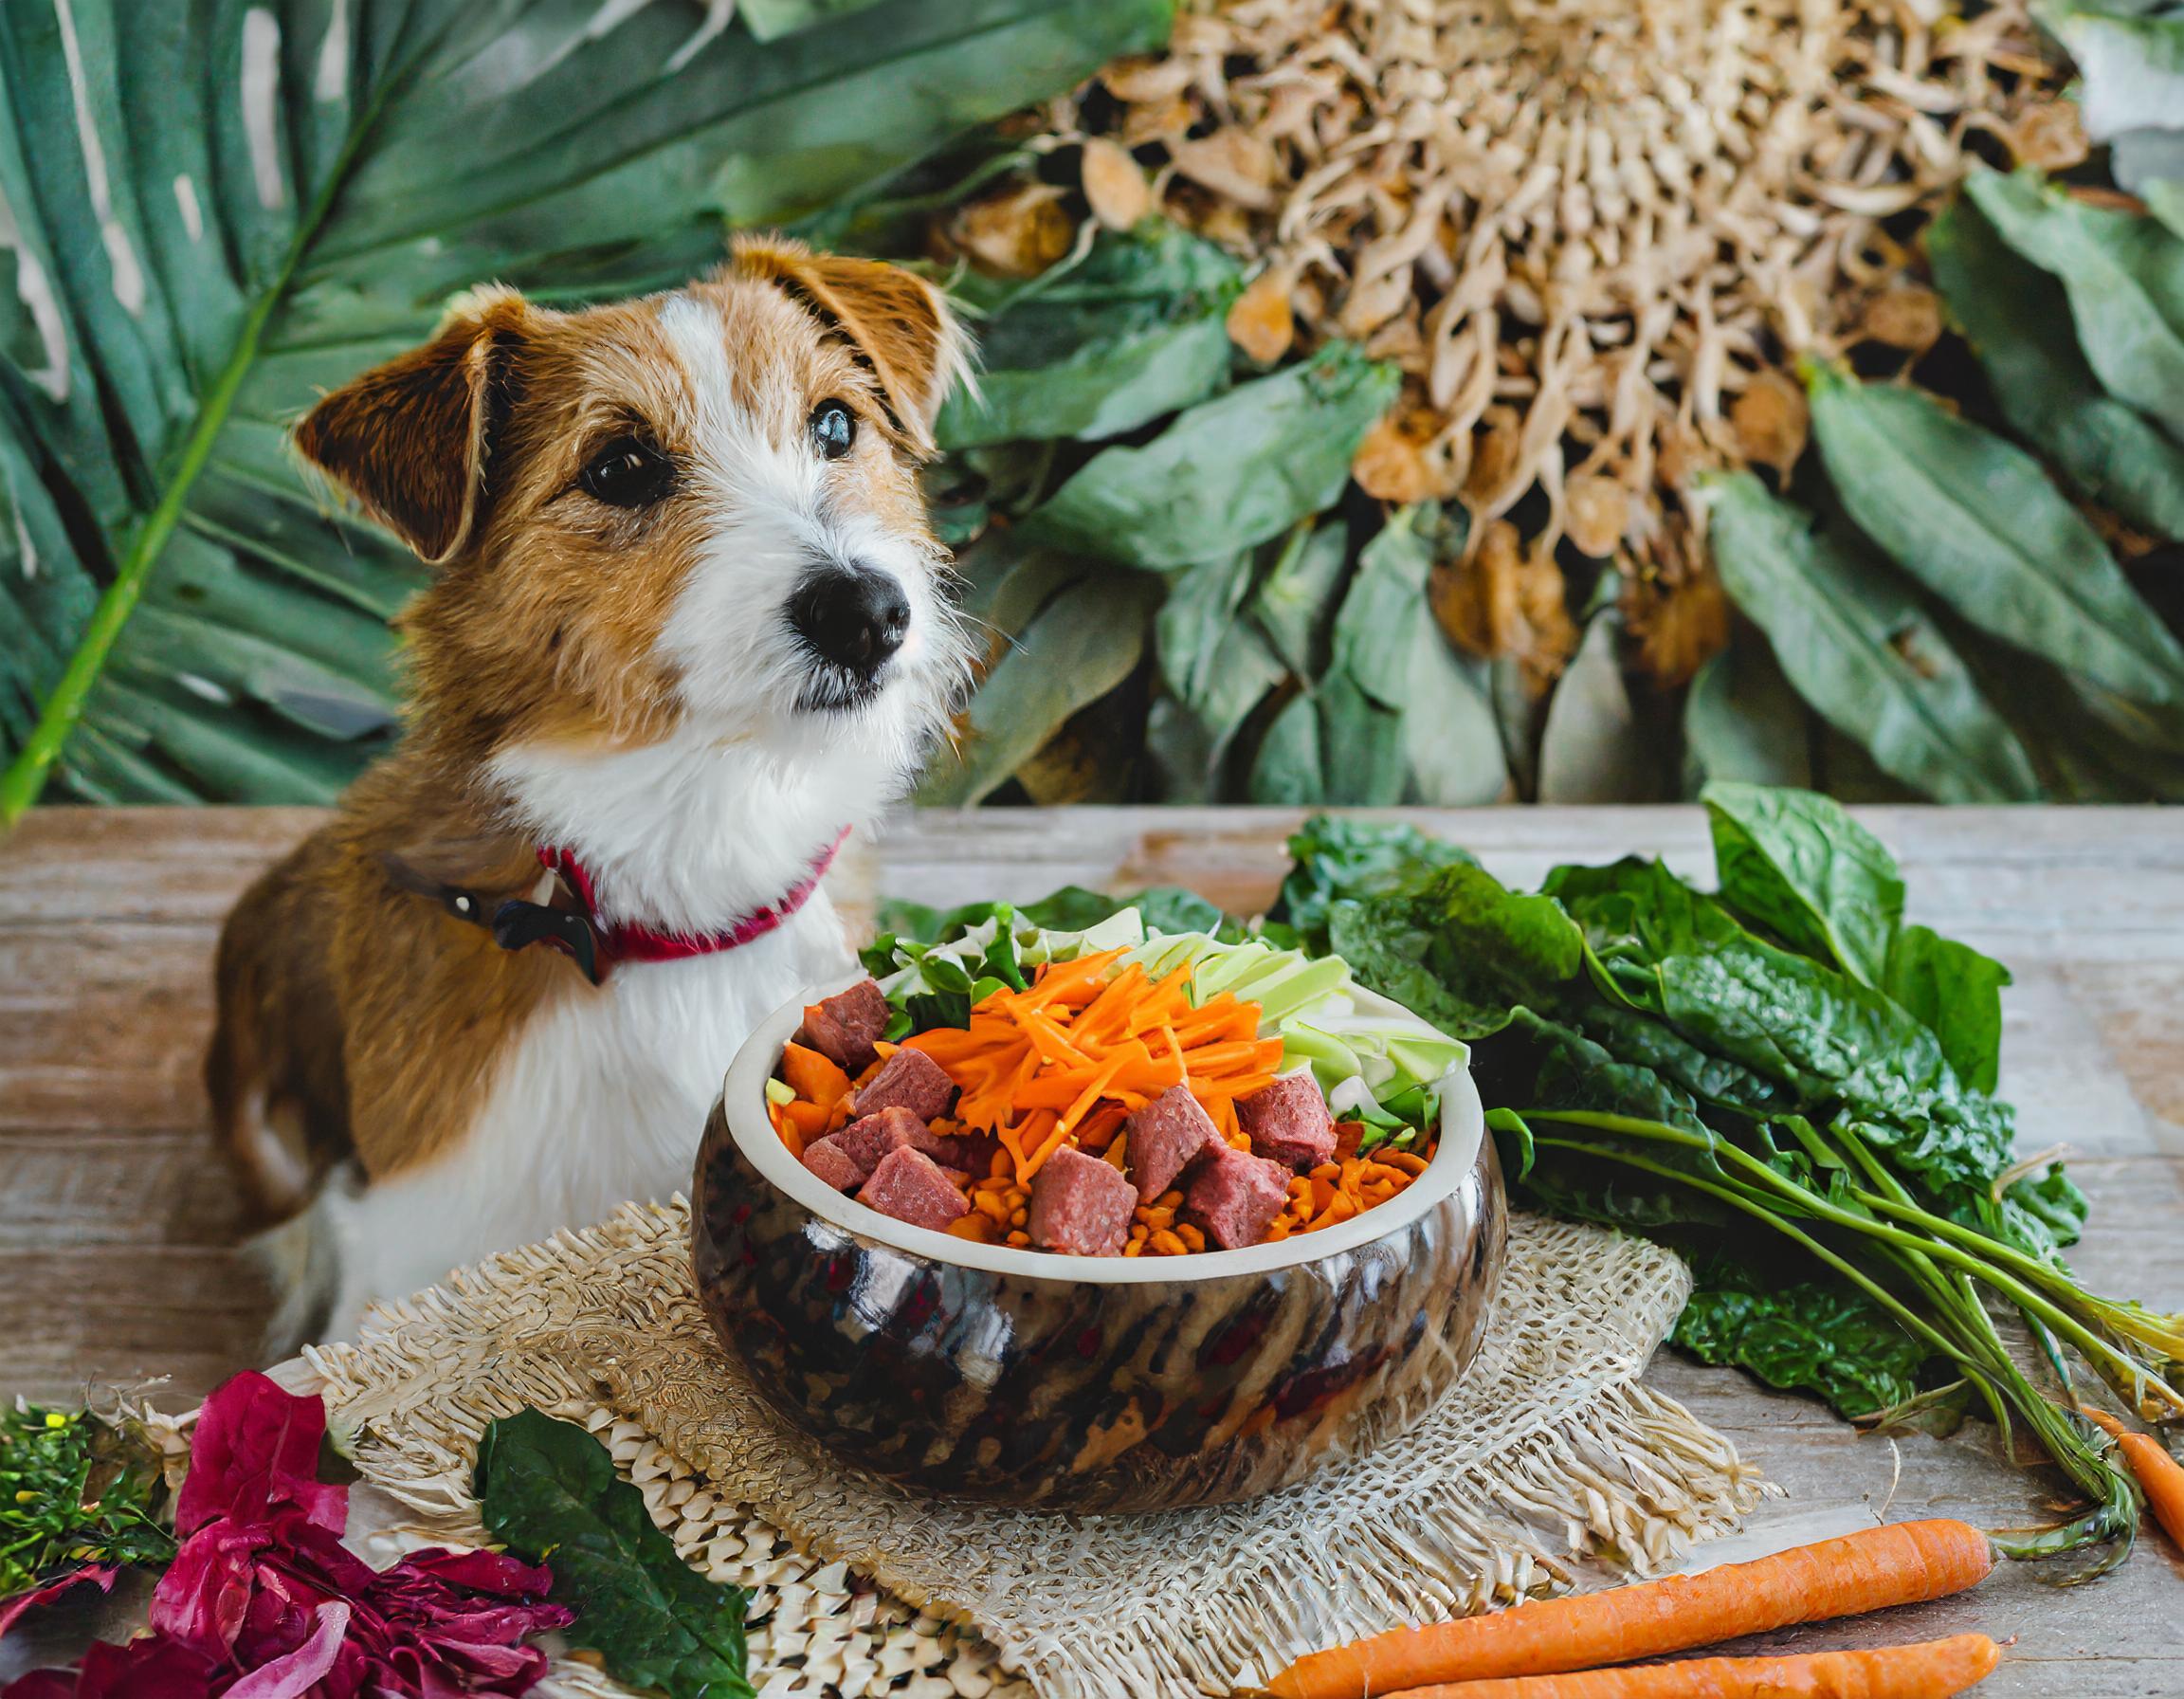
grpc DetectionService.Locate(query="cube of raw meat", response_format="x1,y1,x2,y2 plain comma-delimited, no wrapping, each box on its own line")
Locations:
798,979,890,1073
1183,1144,1291,1251
856,1146,970,1232
832,1105,942,1178
854,1047,956,1123
1238,1071,1338,1171
1029,1146,1137,1257
801,1137,863,1193
1124,1085,1222,1202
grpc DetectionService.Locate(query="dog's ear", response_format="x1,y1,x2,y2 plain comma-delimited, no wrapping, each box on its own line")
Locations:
294,285,533,565
731,236,969,452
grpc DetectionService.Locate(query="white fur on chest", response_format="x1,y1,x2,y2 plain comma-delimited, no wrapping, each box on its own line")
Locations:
321,896,852,1334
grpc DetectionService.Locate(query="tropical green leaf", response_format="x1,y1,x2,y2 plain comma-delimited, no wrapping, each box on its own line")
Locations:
2031,0,2184,143
917,568,1159,804
1332,505,1505,805
1964,170,2184,441
1702,780,1903,990
0,0,1173,816
1928,193,2184,540
1537,612,1653,802
1806,365,2184,706
1682,638,1814,793
1019,342,1398,569
1246,689,1323,804
1702,472,2041,803
937,223,1240,449
740,0,894,44
1251,518,1349,676
1155,551,1285,763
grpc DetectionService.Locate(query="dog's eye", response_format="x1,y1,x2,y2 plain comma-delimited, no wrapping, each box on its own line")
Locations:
579,436,675,508
810,399,855,462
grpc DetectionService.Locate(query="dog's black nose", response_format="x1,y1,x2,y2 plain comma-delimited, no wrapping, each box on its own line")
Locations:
788,567,911,677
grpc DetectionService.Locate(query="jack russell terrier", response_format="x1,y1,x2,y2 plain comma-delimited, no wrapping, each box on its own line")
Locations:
207,237,973,1343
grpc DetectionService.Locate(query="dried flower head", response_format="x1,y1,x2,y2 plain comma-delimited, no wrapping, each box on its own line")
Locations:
1039,0,2064,607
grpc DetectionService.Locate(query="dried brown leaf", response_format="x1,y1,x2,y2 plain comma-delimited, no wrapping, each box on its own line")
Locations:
1565,475,1629,558
1860,285,1944,353
1430,519,1576,695
1352,403,1450,504
1729,372,1809,480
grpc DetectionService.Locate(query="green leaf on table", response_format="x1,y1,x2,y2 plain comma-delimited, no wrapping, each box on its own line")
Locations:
475,1410,752,1699
1537,612,1654,802
1963,170,2184,442
1884,923,2012,1096
1702,781,1904,990
1020,343,1399,569
938,224,1241,449
1247,690,1327,804
1806,364,2184,707
918,569,1160,805
1929,193,2184,541
1156,550,1285,755
1703,472,2041,803
1326,861,1587,1039
1315,671,1410,805
0,0,1170,816
1682,638,1815,793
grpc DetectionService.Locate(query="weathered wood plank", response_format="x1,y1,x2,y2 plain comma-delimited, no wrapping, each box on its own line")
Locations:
2,805,2178,1697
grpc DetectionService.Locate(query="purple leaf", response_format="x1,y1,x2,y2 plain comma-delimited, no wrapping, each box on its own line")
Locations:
175,1375,343,1539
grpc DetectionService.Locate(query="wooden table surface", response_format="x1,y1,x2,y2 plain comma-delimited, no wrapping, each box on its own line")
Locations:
4,805,2180,1693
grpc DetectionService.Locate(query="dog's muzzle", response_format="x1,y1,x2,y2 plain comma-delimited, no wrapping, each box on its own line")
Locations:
788,565,909,709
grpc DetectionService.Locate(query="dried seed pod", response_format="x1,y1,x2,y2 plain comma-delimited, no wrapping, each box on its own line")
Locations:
1860,286,1944,353
1565,475,1630,558
1080,137,1152,231
1228,265,1297,363
1730,372,1810,480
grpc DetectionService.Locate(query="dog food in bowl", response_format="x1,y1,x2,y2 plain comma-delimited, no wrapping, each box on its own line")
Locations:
767,933,1449,1259
692,907,1506,1511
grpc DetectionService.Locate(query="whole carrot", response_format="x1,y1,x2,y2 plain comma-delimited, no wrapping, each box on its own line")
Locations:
1264,1520,1993,1699
2082,1406,2184,1549
1378,1634,2001,1699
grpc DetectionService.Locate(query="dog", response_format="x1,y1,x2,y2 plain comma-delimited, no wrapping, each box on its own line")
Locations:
206,236,972,1344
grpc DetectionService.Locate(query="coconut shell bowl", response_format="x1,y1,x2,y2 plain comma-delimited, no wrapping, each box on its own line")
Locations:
690,976,1505,1513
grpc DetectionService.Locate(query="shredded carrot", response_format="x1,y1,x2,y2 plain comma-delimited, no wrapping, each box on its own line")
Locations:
772,946,1441,1253
1265,1520,1995,1699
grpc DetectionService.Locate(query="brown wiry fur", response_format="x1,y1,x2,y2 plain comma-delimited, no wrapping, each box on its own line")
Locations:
209,245,959,1220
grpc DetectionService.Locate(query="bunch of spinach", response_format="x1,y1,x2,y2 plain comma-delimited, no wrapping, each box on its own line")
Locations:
1277,785,2184,1568
0,1404,173,1602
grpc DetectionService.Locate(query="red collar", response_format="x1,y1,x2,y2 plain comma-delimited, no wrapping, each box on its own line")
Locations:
536,830,846,977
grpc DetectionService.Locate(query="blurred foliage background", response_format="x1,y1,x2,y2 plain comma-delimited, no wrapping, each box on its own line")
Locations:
3,0,2181,816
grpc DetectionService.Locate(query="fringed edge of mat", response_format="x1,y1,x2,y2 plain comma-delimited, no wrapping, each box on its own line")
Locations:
296,1200,1769,1699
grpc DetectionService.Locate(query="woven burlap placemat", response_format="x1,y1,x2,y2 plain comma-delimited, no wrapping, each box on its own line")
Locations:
286,1198,1763,1699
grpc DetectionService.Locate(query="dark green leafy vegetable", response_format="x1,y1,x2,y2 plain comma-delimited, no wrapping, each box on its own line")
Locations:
1264,796,2179,1568
1702,780,1903,989
1884,923,2011,1097
1273,814,1476,953
476,1410,752,1699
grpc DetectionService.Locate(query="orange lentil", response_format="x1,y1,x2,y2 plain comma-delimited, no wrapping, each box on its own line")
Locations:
1148,1229,1189,1256
1176,1223,1207,1251
1006,1230,1030,1247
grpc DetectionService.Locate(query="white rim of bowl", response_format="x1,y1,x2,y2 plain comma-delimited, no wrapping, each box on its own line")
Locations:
718,970,1488,1284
